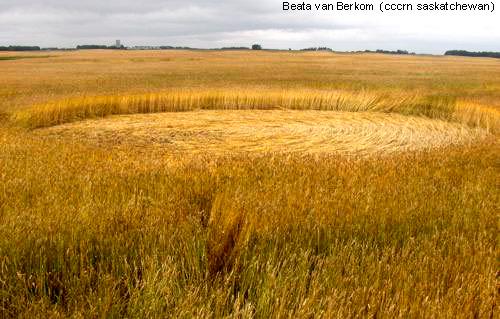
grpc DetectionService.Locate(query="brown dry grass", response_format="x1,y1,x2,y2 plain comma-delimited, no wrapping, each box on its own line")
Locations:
0,50,499,318
1,50,499,111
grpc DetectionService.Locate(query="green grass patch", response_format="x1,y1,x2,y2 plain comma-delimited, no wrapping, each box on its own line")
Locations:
0,55,54,61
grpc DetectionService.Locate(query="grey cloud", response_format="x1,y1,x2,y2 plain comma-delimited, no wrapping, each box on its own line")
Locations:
0,0,499,53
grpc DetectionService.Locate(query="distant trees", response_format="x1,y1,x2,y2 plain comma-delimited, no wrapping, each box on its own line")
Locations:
301,47,333,51
220,47,250,50
445,50,500,58
376,49,413,55
252,44,262,50
0,46,40,51
76,45,125,50
362,49,414,55
76,45,109,49
158,46,193,50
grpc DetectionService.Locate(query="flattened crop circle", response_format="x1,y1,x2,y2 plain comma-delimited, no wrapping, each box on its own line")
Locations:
37,110,488,156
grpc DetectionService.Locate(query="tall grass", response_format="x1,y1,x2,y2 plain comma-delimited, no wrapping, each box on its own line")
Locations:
0,132,497,317
1,50,499,318
13,90,385,128
454,100,500,133
15,90,500,135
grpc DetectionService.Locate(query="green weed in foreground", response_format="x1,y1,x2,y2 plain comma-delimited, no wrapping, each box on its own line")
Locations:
0,131,497,317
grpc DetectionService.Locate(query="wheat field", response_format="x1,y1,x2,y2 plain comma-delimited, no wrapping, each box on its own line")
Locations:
0,50,498,318
37,110,488,156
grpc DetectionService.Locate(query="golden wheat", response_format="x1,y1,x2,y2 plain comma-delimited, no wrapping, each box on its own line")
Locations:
37,110,489,156
13,90,387,128
1,50,498,318
12,90,498,138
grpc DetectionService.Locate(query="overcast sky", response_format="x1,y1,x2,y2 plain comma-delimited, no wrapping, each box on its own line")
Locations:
0,0,499,54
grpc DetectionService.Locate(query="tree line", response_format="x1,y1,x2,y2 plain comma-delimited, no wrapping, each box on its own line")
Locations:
76,45,125,50
0,46,40,51
445,50,500,58
367,49,415,55
1,45,497,58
